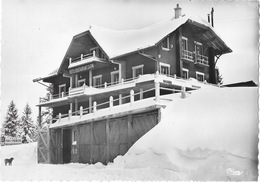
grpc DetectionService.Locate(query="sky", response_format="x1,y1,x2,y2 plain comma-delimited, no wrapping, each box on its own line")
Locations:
1,0,259,123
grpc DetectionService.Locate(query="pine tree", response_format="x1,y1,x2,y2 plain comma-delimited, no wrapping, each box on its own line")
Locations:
20,103,37,143
3,100,19,137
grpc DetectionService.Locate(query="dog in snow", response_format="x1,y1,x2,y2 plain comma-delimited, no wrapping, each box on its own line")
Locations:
4,157,14,166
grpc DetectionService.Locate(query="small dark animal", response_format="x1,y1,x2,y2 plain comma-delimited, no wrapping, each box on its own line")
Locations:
4,157,14,166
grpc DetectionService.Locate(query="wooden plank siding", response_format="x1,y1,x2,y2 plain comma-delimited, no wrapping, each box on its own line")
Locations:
48,108,160,165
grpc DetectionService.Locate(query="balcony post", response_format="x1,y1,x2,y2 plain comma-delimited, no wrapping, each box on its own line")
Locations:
155,79,160,102
69,110,72,120
140,88,143,100
181,86,186,99
89,96,92,113
83,83,86,92
109,96,113,110
89,70,92,87
104,82,107,88
93,50,96,57
81,54,83,60
69,58,72,65
119,94,122,105
59,113,61,122
62,92,64,98
121,78,124,84
93,101,97,114
130,90,134,106
80,106,83,118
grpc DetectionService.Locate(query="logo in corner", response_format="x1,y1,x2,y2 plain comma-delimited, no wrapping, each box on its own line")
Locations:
227,168,244,176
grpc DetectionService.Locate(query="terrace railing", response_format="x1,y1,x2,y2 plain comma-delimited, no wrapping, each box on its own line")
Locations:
39,71,212,105
51,74,190,124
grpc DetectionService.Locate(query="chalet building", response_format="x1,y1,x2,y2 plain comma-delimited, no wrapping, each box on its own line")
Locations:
35,4,232,164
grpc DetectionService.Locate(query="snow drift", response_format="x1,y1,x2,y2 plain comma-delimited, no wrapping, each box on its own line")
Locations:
114,86,258,180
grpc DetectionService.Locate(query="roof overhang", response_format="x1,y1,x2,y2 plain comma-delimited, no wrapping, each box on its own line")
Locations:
187,19,232,55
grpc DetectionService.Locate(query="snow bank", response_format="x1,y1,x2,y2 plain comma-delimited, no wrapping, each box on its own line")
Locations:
1,143,178,180
114,87,258,180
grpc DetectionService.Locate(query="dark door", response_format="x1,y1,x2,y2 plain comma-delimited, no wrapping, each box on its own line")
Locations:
63,129,72,163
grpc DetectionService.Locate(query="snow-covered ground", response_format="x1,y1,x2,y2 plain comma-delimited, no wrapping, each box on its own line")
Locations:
1,86,258,181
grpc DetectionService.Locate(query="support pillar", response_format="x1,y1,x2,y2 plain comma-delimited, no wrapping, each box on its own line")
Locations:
89,97,92,113
38,106,42,126
119,94,122,105
140,88,143,100
89,70,92,87
75,98,78,115
209,47,216,84
176,27,183,77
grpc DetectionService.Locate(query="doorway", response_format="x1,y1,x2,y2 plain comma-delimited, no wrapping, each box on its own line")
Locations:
63,128,72,163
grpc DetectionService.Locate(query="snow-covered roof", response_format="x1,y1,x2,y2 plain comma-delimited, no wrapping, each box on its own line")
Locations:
87,15,231,59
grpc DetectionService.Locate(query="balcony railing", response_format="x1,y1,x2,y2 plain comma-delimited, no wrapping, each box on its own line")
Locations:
195,54,209,66
50,74,193,125
182,49,209,66
69,52,95,65
182,50,193,62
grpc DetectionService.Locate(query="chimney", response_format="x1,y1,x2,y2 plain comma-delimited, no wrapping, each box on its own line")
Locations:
211,7,214,27
174,4,182,19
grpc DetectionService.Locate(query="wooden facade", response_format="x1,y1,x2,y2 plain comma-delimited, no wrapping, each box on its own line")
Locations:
35,4,231,164
48,109,159,164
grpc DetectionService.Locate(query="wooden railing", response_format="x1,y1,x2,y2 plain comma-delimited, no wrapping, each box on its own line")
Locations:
69,51,96,65
195,54,209,66
50,73,190,124
182,50,209,66
182,50,194,62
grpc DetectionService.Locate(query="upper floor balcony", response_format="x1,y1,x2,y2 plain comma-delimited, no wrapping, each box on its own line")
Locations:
181,49,209,66
68,50,106,71
38,72,212,108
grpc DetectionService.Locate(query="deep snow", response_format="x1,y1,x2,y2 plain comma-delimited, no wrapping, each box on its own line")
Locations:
1,86,258,181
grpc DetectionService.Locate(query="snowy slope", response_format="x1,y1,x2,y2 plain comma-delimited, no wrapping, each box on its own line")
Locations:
114,86,258,181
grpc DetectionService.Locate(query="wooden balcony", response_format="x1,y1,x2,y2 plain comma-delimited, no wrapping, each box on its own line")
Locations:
181,50,193,62
182,49,209,66
195,54,209,66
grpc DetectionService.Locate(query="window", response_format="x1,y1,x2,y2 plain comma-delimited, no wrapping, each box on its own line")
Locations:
93,75,102,88
72,130,77,145
160,63,170,75
196,71,205,82
78,79,85,87
111,70,120,85
59,84,66,97
73,131,77,142
182,68,189,79
182,37,188,50
162,37,170,50
195,42,203,55
132,65,144,78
